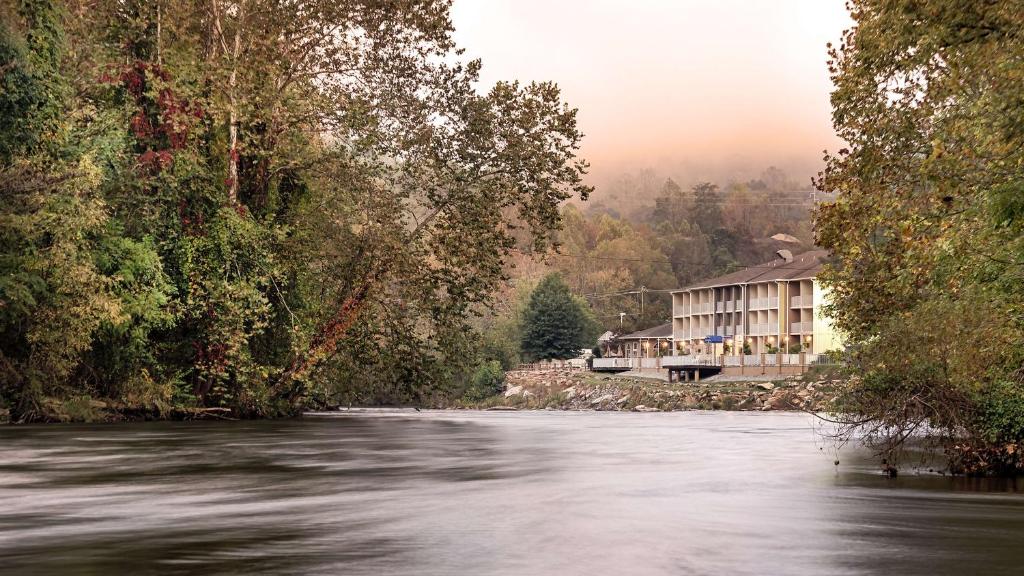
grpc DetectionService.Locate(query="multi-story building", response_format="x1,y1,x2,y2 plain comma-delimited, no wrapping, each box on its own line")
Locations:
670,250,841,356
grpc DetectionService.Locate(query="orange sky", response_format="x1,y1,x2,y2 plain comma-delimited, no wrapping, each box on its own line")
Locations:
451,0,853,189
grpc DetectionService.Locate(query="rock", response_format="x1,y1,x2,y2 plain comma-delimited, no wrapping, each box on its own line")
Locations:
756,382,775,391
485,406,519,411
0,408,8,424
503,385,524,398
562,387,577,400
633,405,661,412
616,395,630,405
590,394,614,405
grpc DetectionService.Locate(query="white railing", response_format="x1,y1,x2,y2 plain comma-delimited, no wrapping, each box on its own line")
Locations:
662,355,699,367
726,301,735,312
592,357,637,369
782,354,802,365
716,302,724,312
769,297,779,308
764,354,778,366
701,303,712,314
724,355,742,366
724,326,733,336
735,300,742,311
640,357,660,369
790,322,812,333
791,295,811,307
743,354,760,366
715,327,724,336
806,353,841,365
750,298,767,309
749,323,769,335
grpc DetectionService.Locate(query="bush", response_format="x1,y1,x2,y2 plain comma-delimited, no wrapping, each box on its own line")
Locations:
463,361,506,402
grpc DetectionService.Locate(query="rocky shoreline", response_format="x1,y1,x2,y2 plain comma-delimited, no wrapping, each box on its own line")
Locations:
457,368,842,413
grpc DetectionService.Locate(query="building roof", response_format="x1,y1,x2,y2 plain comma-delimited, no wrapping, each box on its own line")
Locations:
597,330,617,343
672,250,829,293
617,322,673,340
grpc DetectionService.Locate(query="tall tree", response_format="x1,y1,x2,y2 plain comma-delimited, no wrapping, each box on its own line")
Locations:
520,273,599,361
815,0,1024,473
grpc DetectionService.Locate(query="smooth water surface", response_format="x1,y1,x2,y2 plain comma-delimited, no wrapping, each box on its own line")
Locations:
1,410,1022,575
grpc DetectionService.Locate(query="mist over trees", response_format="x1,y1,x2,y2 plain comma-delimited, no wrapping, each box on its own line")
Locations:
545,167,816,333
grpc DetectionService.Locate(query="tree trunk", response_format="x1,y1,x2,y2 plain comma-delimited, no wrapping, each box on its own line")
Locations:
226,1,243,205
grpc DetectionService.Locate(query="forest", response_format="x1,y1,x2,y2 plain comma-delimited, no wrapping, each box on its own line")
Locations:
0,0,825,422
0,0,595,420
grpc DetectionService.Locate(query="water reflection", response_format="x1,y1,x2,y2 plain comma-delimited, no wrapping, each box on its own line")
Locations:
0,411,1021,575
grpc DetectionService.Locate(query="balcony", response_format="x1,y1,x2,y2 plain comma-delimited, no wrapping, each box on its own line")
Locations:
749,298,768,310
790,295,812,307
749,323,769,335
769,297,779,308
725,301,734,312
715,302,724,312
790,321,813,333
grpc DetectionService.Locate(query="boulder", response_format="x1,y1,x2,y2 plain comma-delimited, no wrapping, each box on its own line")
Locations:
756,382,775,391
590,394,614,406
503,385,524,398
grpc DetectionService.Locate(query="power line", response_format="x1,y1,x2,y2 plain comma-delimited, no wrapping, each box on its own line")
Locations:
541,251,823,271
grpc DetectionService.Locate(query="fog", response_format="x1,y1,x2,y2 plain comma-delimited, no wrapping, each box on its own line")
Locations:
451,0,852,194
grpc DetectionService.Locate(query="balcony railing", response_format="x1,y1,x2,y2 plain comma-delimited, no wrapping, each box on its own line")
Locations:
725,301,735,312
769,297,779,308
790,295,811,307
715,302,724,312
789,321,812,333
749,323,769,335
749,298,767,309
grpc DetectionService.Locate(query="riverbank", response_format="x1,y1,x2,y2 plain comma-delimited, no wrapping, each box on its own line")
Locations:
454,366,843,412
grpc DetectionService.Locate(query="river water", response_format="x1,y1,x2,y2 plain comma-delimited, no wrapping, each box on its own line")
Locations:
1,410,1022,575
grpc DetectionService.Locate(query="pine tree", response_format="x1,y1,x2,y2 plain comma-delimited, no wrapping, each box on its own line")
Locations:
520,274,598,361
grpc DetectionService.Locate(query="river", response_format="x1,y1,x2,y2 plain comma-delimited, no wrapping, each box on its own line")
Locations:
1,410,1022,575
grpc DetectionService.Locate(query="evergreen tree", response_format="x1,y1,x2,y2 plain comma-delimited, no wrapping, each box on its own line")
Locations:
520,274,599,361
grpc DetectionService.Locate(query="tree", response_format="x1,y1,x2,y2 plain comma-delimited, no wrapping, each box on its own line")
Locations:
815,0,1024,474
520,274,599,361
0,0,591,420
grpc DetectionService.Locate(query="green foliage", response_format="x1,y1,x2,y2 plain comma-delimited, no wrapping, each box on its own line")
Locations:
463,360,505,402
0,0,590,420
816,0,1024,473
555,169,814,334
521,273,600,361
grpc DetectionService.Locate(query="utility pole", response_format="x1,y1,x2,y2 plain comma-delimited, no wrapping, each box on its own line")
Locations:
640,286,646,320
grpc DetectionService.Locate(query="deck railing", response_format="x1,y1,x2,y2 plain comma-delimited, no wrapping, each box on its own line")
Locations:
591,357,637,370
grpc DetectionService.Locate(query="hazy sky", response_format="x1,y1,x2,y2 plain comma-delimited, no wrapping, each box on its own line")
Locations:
451,0,853,189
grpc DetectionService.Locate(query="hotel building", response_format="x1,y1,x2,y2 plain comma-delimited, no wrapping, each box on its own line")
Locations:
670,250,841,356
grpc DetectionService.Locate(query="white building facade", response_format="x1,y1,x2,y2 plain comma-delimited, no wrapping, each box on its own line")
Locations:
671,251,842,356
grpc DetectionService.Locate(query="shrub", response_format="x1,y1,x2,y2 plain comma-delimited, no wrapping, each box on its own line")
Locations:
463,361,506,402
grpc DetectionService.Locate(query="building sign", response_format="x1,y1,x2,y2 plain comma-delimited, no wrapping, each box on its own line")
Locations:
704,335,724,343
